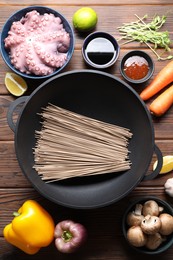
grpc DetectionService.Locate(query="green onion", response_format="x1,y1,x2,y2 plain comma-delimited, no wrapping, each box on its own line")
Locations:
117,14,173,61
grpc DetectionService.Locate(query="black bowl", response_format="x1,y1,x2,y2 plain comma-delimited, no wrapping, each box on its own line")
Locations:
82,31,120,69
0,6,75,80
120,50,154,84
122,196,173,254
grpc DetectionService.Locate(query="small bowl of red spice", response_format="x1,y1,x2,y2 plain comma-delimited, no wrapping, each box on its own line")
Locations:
120,50,154,84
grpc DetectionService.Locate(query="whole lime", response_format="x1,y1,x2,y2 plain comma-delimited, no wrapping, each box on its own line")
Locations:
72,7,98,32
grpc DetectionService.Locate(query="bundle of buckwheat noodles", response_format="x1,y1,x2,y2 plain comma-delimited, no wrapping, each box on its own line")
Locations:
33,104,132,183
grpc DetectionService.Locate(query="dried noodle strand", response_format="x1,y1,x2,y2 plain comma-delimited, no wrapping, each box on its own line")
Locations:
33,104,133,182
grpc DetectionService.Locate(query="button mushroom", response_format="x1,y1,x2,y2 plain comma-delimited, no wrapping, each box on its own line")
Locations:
159,213,173,235
126,226,147,247
141,215,161,235
126,203,144,226
142,200,163,216
145,233,166,250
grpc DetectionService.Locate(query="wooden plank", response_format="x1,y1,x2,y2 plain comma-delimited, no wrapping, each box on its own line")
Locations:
0,239,14,257
0,0,173,5
0,99,173,189
0,5,173,39
0,2,173,259
0,188,169,227
0,50,172,97
0,141,32,187
0,5,172,49
2,234,173,260
0,188,173,259
0,140,173,187
1,87,173,142
0,5,173,93
1,234,173,260
0,97,15,140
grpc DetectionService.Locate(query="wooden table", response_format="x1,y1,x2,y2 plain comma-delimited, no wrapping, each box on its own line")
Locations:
1,0,173,259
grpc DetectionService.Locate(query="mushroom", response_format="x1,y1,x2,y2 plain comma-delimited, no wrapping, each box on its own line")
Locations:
126,204,144,226
141,215,161,234
145,233,166,250
142,200,164,216
164,178,173,197
159,213,173,235
126,226,147,247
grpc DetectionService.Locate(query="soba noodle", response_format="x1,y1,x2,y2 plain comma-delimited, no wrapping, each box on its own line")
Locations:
33,104,133,182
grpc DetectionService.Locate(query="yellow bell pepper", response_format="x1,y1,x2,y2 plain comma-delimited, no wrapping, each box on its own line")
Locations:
3,200,55,255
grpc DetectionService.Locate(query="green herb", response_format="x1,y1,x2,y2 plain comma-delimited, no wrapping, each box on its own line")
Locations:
117,14,173,61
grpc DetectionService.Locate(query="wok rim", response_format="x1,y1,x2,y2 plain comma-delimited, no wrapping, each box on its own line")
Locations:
14,70,155,209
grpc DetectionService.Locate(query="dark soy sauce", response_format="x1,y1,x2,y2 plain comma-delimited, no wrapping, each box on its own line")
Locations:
85,37,116,66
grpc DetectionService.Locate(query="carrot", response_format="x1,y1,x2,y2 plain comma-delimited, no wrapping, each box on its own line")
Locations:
140,60,173,101
149,85,173,116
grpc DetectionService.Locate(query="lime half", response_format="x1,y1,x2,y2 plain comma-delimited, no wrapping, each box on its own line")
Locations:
72,7,98,32
153,155,173,174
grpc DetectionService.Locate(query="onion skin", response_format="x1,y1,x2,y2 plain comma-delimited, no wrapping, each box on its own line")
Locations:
54,220,88,253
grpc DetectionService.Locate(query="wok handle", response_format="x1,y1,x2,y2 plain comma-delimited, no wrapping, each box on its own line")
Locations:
143,144,163,181
7,96,28,132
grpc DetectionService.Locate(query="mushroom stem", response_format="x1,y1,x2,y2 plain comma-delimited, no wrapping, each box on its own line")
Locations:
126,204,144,226
134,203,143,215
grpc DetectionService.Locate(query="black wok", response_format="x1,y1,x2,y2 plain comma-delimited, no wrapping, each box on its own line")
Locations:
7,70,162,209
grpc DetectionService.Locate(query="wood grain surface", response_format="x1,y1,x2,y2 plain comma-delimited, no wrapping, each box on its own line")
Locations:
0,1,173,259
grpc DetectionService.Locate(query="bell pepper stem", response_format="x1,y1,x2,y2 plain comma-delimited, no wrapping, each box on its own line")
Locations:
13,212,21,217
62,230,73,242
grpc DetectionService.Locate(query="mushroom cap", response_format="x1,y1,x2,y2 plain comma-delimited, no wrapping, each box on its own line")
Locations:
142,200,163,216
126,212,144,227
159,213,173,235
127,226,147,247
141,215,161,235
145,233,164,250
126,204,144,226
